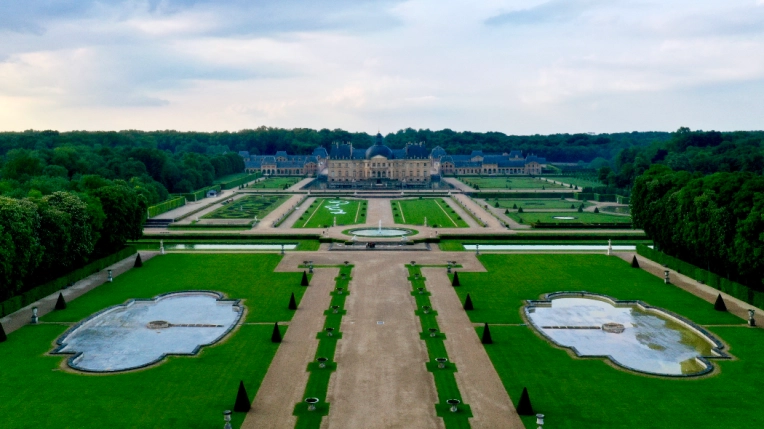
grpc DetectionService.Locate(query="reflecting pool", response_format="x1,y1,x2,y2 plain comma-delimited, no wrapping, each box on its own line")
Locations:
463,244,637,251
53,292,242,372
166,244,296,250
347,228,412,237
525,293,728,376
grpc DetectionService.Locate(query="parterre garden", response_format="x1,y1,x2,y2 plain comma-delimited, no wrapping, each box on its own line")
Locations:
392,198,469,228
0,253,305,429
294,199,367,228
451,254,763,428
249,177,300,189
203,195,290,219
459,177,566,190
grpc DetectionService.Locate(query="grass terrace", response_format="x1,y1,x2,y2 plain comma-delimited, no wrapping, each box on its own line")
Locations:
459,177,567,190
451,254,762,428
484,198,593,210
392,198,469,228
540,176,604,189
507,211,632,224
0,253,306,429
294,198,367,228
249,177,300,189
214,172,252,184
202,195,290,219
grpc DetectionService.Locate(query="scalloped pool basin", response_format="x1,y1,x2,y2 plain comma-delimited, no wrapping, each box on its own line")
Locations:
166,244,297,250
53,292,242,372
463,244,637,251
348,228,412,237
526,296,720,376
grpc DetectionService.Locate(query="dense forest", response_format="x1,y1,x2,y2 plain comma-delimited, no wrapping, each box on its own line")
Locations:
631,166,764,291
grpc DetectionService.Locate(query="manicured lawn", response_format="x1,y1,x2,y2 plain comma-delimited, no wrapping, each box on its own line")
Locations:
452,254,761,428
541,175,603,189
0,253,306,429
485,199,593,210
459,177,566,190
507,211,632,224
214,172,252,184
202,195,290,219
249,177,300,189
294,198,367,228
392,198,469,228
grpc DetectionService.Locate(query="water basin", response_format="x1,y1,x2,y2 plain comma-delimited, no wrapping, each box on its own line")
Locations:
552,216,577,220
525,293,728,376
463,244,637,251
166,244,296,250
52,291,243,372
347,228,413,237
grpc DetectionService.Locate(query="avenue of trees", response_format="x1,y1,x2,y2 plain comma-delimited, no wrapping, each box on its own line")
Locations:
631,165,764,291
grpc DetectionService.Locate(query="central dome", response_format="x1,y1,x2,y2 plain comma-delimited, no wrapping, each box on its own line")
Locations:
366,133,393,159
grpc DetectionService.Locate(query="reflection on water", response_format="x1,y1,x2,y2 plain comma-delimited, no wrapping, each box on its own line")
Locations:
464,244,636,251
348,228,411,237
166,244,297,250
525,295,726,376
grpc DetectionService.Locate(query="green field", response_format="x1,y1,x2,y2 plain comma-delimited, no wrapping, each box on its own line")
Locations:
507,211,632,224
459,177,566,190
294,198,367,228
484,199,593,210
249,177,300,189
392,198,469,228
202,195,290,219
0,254,305,429
452,254,762,428
542,175,604,189
213,172,251,184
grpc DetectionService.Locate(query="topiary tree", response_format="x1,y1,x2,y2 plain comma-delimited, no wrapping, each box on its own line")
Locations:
288,292,297,310
517,207,524,213
0,323,6,343
570,204,575,209
234,380,251,412
55,292,67,310
594,207,600,213
577,206,583,213
134,253,143,268
481,323,493,344
452,271,460,286
464,293,473,310
517,387,534,415
631,256,640,268
504,209,509,214
301,271,309,286
271,322,282,343
714,294,728,312
512,203,517,209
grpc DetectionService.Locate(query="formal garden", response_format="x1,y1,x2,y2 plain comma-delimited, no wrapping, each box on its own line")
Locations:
0,253,306,429
202,195,290,220
294,199,367,228
458,177,567,190
486,198,594,210
450,254,764,428
248,177,300,189
506,211,632,225
391,198,469,228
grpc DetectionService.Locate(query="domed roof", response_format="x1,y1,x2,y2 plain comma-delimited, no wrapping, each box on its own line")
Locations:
366,133,393,159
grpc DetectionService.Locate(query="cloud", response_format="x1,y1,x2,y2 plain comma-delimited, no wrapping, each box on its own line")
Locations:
485,0,603,26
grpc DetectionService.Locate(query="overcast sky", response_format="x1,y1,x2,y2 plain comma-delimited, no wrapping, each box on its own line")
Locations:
1,0,763,134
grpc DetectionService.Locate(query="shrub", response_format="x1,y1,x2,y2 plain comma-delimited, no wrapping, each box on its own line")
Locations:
504,209,509,214
464,293,473,310
570,204,575,209
594,207,600,213
55,293,67,310
301,271,309,286
518,207,524,213
234,380,251,412
288,292,297,310
578,206,584,213
494,201,499,207
481,323,493,344
452,271,460,286
512,203,517,209
714,294,728,312
517,387,534,415
0,323,6,342
271,322,282,343
134,254,143,268
631,256,640,268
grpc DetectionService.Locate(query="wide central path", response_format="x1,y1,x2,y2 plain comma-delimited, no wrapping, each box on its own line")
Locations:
323,253,441,428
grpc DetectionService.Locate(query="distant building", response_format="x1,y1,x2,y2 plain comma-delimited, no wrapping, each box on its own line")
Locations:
239,133,546,184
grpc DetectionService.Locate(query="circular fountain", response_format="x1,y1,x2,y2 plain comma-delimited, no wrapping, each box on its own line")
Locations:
345,220,414,237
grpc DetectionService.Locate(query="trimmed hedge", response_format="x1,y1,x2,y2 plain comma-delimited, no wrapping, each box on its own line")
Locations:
219,173,260,190
147,196,186,218
183,184,222,202
636,245,764,310
167,223,253,230
617,195,630,205
0,246,137,317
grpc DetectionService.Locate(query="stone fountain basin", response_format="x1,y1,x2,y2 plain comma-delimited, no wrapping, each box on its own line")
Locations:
345,227,414,237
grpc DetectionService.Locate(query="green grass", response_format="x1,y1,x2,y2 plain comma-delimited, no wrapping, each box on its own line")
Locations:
452,254,762,428
507,211,631,224
485,199,593,210
392,198,468,228
249,177,300,189
459,177,566,190
294,199,367,228
543,175,604,189
408,265,472,428
213,172,251,184
202,195,290,219
294,265,352,428
0,254,306,429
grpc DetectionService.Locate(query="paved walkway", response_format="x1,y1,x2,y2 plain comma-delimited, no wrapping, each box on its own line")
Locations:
0,251,159,335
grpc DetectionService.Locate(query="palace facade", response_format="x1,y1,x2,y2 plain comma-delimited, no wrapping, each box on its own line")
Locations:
240,133,546,183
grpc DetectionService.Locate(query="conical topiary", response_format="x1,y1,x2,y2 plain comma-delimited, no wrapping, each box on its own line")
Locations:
55,292,67,310
481,323,493,344
301,271,309,286
714,294,728,312
504,209,509,214
594,207,600,213
0,323,6,343
288,292,297,310
631,256,640,268
452,271,460,286
578,206,583,213
234,380,251,412
464,293,474,310
518,207,524,213
134,253,143,268
271,322,282,343
517,387,534,415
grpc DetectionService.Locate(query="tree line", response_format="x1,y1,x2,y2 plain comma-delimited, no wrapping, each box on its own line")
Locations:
0,183,146,301
631,165,764,291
